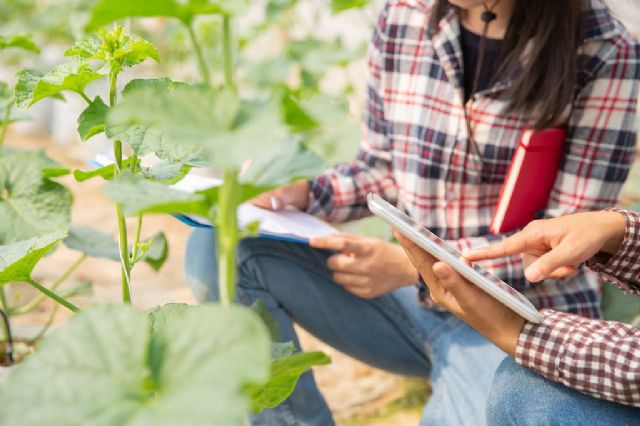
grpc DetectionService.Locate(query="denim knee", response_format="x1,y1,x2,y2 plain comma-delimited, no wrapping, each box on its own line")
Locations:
486,357,530,425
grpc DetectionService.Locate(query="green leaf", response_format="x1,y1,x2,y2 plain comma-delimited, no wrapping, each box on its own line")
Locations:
107,81,202,162
103,171,211,216
109,85,288,168
73,158,135,182
0,231,66,284
66,27,159,74
86,0,250,30
247,352,331,413
65,226,168,271
0,151,72,244
240,140,324,186
64,226,120,261
142,161,192,184
271,341,295,360
331,0,371,13
0,303,271,425
15,59,104,108
0,34,40,53
139,231,168,271
602,282,640,324
77,96,108,140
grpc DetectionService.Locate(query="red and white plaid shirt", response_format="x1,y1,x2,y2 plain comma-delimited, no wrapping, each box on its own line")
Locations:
308,0,639,318
518,209,640,407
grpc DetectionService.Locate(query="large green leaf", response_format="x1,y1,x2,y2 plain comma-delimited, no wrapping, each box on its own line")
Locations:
77,96,108,141
0,303,270,425
0,34,40,53
86,0,250,30
108,85,288,168
240,140,324,186
0,151,72,244
0,231,66,284
103,171,211,216
247,352,331,413
15,59,104,108
106,80,202,162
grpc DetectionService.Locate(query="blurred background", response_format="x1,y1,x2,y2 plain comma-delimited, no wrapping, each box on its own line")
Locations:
0,1,638,424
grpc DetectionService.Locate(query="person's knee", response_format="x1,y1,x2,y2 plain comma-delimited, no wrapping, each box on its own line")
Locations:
486,357,531,425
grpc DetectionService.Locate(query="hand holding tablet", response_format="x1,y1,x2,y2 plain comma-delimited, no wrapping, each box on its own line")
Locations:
367,193,542,324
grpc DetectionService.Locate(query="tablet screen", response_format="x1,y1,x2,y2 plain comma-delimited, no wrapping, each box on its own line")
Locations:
367,193,541,323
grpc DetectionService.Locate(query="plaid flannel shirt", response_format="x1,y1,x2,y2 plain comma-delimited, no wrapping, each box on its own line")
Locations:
518,209,640,407
307,0,639,318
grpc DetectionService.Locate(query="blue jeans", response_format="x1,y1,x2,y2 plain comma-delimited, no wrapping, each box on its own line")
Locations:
185,229,507,426
487,357,640,425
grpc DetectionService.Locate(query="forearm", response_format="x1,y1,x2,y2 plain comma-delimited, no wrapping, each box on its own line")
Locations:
517,309,640,407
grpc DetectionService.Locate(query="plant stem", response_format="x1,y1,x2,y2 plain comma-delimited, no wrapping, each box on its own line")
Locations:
109,71,118,106
109,70,132,304
12,254,87,316
187,23,211,86
0,307,13,364
0,287,8,313
79,91,92,104
217,169,240,307
222,16,235,90
116,204,132,304
26,280,79,313
0,99,13,147
130,214,143,264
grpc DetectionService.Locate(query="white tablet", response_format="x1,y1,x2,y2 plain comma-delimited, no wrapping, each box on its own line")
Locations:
367,193,542,324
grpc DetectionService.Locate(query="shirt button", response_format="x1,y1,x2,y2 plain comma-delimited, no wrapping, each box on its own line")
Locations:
446,190,457,202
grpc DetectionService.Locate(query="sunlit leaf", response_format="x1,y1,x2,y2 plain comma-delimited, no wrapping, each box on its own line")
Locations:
0,232,66,284
0,151,72,244
0,34,40,53
77,96,108,141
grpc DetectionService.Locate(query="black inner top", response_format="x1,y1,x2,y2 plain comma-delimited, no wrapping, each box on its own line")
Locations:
460,25,503,103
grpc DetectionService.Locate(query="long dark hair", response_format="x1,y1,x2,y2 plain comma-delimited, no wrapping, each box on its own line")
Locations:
431,0,583,129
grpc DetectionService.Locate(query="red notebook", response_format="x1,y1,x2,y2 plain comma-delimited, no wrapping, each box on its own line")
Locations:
490,128,567,235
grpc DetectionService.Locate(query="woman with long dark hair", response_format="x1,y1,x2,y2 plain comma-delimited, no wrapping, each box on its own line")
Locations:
185,0,639,424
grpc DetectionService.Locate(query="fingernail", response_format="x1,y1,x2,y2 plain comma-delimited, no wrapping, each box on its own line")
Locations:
526,266,542,282
270,196,280,210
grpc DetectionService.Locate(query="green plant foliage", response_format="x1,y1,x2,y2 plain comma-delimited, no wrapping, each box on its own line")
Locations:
0,34,40,53
64,226,169,271
73,158,135,182
250,299,282,341
0,231,66,284
86,0,250,30
66,26,160,75
601,282,640,325
77,96,108,141
107,79,202,162
0,151,72,244
331,0,371,13
241,140,324,186
108,85,292,168
0,303,271,425
103,171,212,217
15,60,103,108
247,351,332,413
